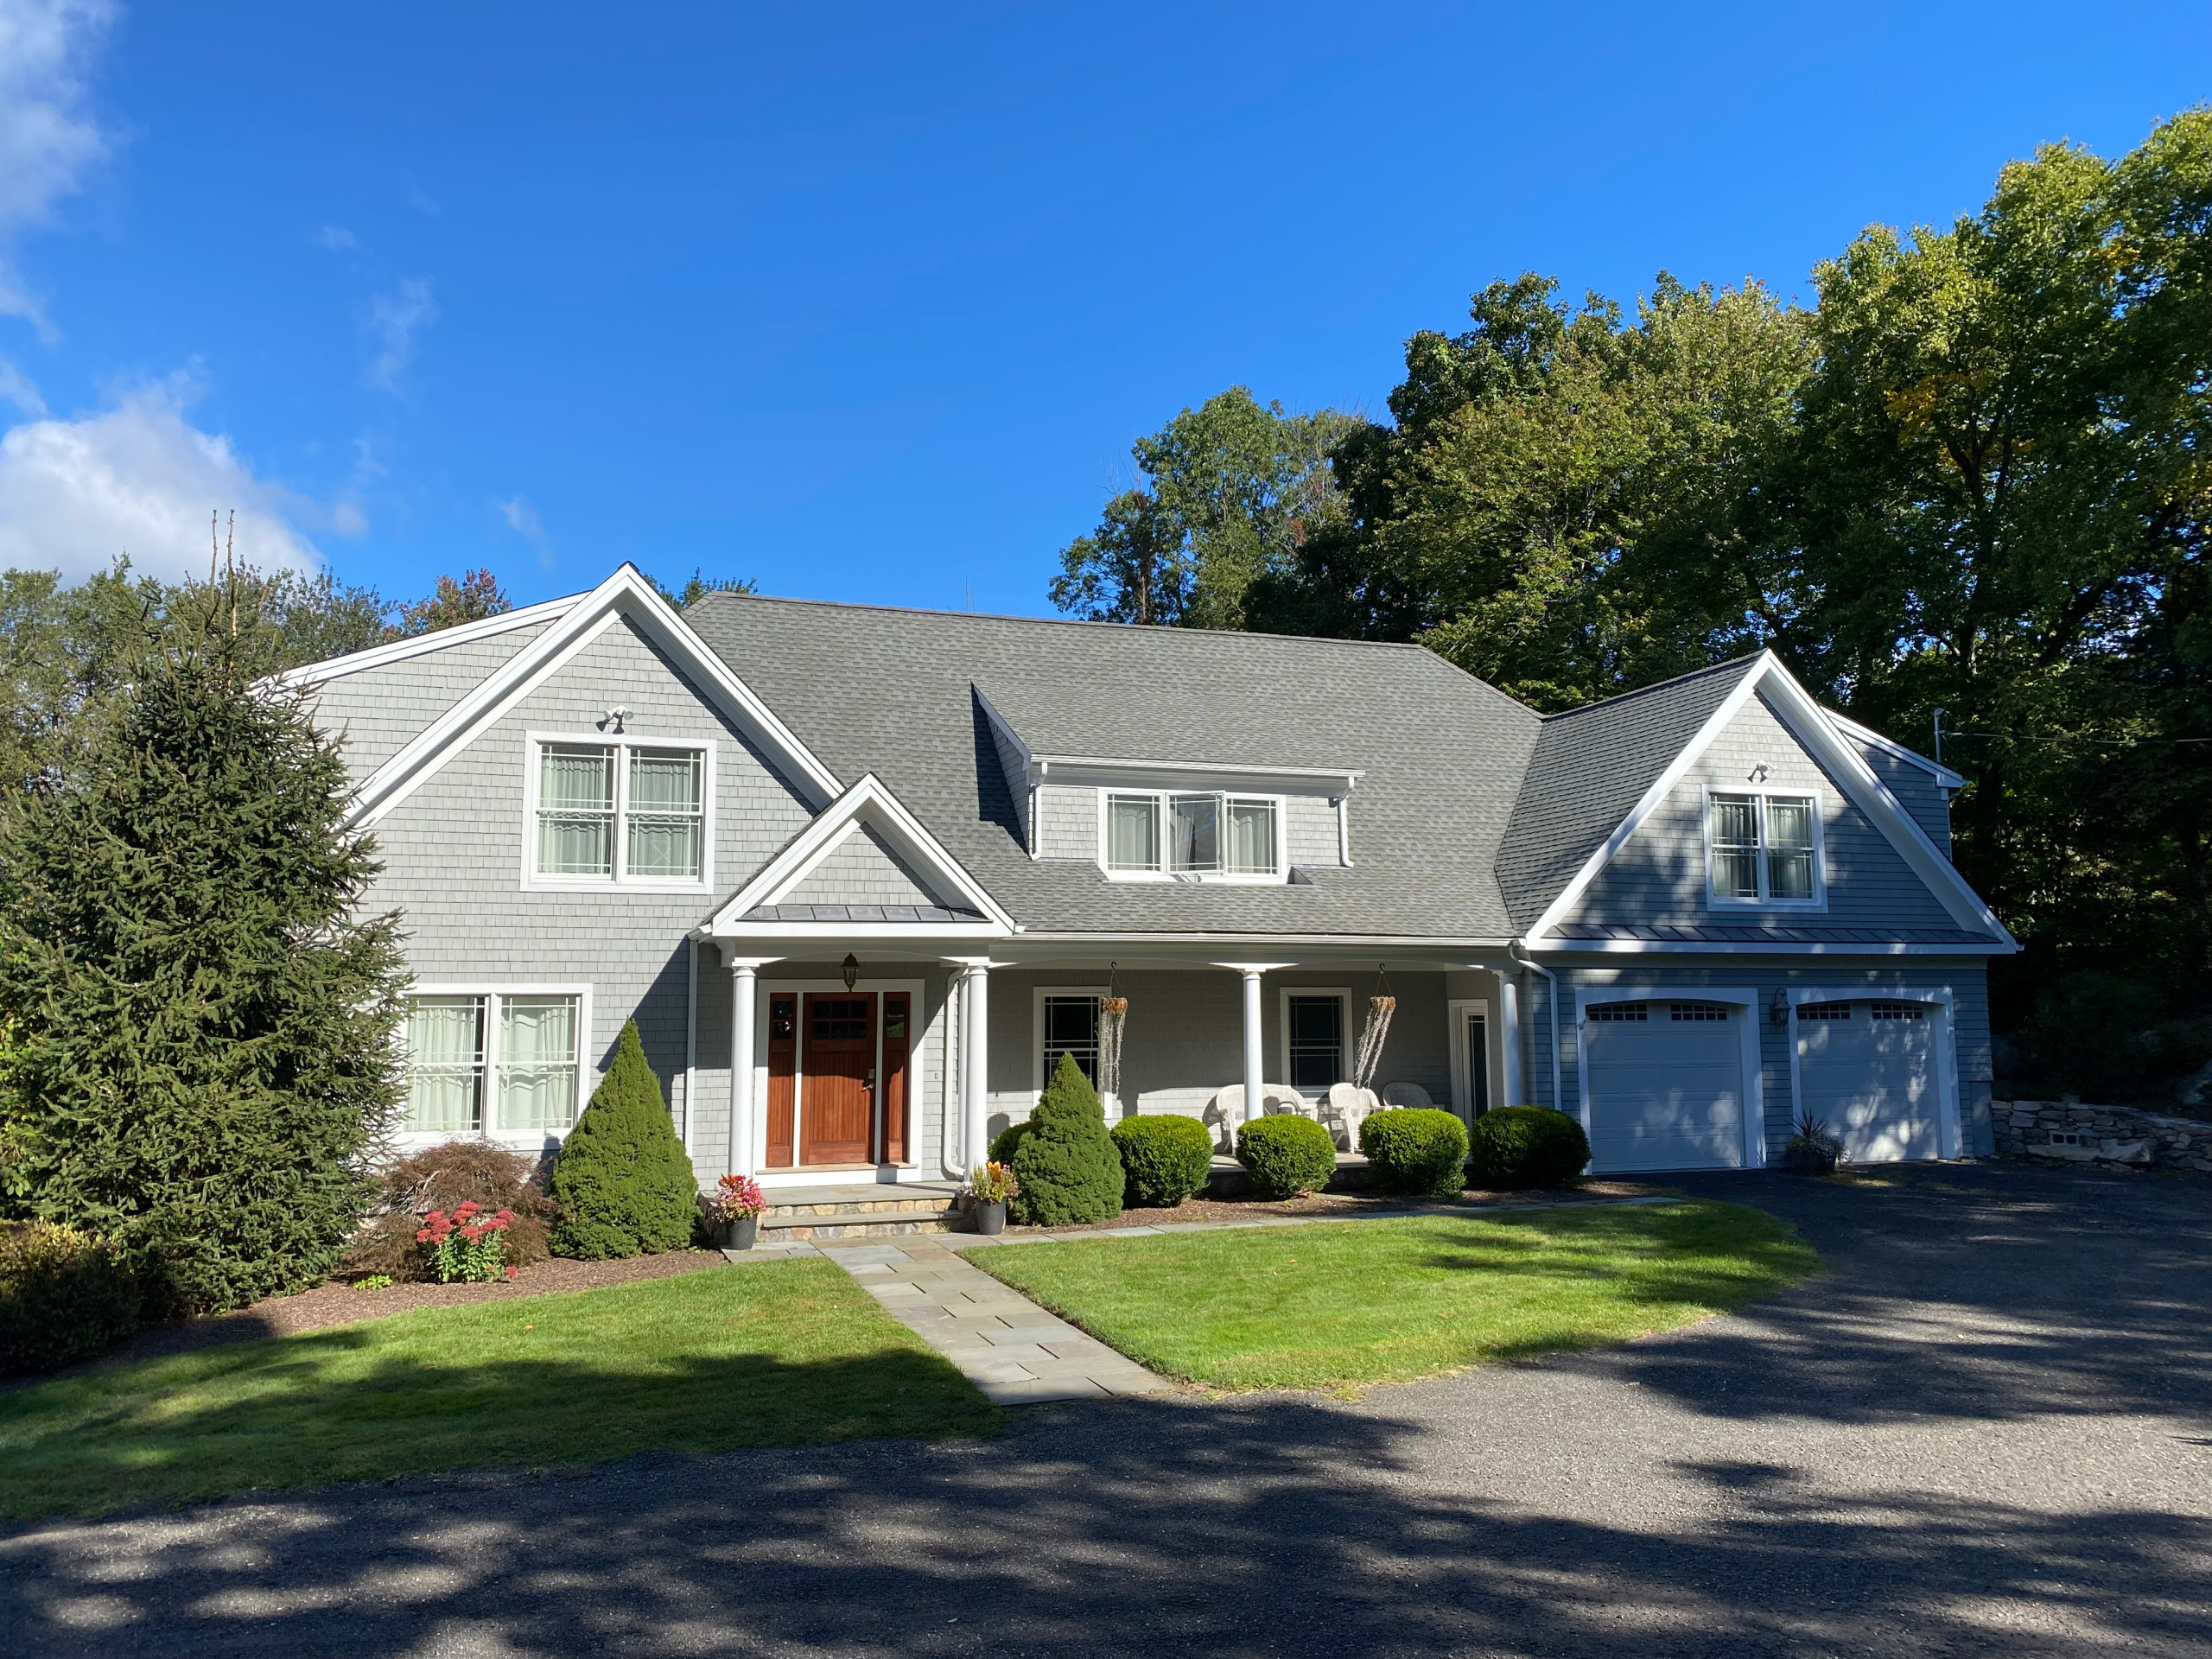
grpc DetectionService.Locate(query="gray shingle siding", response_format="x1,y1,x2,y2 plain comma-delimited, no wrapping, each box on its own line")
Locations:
1036,785,1096,861
1286,793,1342,868
344,614,817,1182
982,702,1033,853
301,623,553,779
1564,690,1962,934
1847,736,1954,855
785,824,948,908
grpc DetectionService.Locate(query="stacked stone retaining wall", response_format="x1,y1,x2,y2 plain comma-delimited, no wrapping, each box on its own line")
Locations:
1995,1098,2212,1173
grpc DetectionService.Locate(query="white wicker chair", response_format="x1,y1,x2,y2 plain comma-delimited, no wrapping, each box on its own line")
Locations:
1325,1082,1382,1149
1382,1080,1435,1111
1205,1085,1248,1152
1262,1085,1313,1118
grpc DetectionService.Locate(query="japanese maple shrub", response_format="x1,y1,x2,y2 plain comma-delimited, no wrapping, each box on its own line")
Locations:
548,1020,697,1258
1009,1053,1123,1226
0,620,404,1317
346,1139,555,1281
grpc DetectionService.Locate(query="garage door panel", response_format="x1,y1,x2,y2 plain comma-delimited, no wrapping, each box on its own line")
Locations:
1584,1001,1745,1172
1797,1000,1940,1163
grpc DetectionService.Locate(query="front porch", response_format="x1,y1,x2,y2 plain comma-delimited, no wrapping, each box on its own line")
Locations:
683,947,1529,1191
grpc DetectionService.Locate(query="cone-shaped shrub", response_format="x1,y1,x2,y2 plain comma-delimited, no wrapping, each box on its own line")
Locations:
548,1021,697,1258
1111,1113,1215,1207
1009,1053,1123,1226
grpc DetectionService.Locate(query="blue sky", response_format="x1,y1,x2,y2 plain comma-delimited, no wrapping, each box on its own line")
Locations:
0,2,2206,616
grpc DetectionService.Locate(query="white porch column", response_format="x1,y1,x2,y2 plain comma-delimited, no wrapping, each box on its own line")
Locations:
1497,971,1524,1108
1239,966,1265,1144
721,950,778,1177
963,961,991,1172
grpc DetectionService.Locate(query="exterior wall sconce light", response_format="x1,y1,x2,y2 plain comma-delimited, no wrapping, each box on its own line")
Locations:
1770,988,1791,1026
842,953,860,992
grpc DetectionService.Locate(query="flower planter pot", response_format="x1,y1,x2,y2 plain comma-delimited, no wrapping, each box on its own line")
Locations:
971,1199,1007,1236
721,1213,760,1251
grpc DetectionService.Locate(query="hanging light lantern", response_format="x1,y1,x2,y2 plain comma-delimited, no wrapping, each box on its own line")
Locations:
842,953,860,992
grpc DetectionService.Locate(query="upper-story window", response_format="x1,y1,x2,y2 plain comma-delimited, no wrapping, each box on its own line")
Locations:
1707,790,1821,907
1103,791,1281,880
531,737,709,887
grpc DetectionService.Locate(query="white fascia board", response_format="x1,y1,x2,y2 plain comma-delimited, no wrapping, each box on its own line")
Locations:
1525,938,2016,956
1523,652,2014,948
1032,755,1363,795
1002,931,1516,950
343,564,842,829
1822,708,1967,790
706,772,1019,934
264,593,582,691
699,918,1010,943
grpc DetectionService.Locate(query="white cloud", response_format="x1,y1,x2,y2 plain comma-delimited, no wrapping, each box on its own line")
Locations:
315,224,356,251
495,494,551,566
0,0,116,339
402,181,441,218
363,277,436,393
0,375,321,581
0,356,45,416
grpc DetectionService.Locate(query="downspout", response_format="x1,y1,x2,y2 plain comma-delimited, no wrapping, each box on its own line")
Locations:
1509,942,1562,1113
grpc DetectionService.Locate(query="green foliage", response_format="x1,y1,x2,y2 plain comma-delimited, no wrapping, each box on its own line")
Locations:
1050,387,1363,628
652,568,760,609
547,1022,697,1259
0,629,405,1317
396,568,510,634
345,1139,556,1281
1111,1114,1216,1208
1466,1107,1592,1191
1007,1054,1123,1226
0,1222,142,1376
1359,1108,1471,1197
988,1119,1034,1164
1234,1114,1338,1199
2014,973,2212,1103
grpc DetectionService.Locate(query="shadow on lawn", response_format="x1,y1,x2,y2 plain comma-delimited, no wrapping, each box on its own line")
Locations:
3,1162,2209,1656
1,1386,2206,1658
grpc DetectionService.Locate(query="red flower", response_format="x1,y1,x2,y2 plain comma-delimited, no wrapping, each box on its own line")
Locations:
454,1200,481,1219
505,1264,519,1280
415,1228,433,1243
460,1225,482,1242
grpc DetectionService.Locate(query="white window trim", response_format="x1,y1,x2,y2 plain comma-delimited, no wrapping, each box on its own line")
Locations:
1031,984,1109,1103
1703,785,1827,912
1276,986,1350,1096
1096,788,1288,884
399,982,594,1149
520,730,718,893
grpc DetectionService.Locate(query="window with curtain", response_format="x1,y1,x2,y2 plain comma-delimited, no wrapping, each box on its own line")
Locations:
1041,995,1101,1087
625,748,702,879
1707,791,1821,906
533,739,707,884
403,992,582,1136
1104,790,1281,879
405,996,486,1133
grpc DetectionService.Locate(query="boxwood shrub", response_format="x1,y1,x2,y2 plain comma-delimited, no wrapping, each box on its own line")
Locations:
1467,1106,1591,1190
1,1222,142,1376
1236,1113,1338,1199
1358,1108,1471,1197
1111,1114,1215,1208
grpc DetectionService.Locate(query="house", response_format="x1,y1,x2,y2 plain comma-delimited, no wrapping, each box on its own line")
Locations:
282,563,2012,1186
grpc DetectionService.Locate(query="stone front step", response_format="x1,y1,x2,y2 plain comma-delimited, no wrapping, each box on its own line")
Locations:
766,1213,960,1242
754,1181,969,1241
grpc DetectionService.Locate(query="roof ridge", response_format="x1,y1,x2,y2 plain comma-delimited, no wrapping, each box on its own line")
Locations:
690,589,1439,654
1537,652,1769,722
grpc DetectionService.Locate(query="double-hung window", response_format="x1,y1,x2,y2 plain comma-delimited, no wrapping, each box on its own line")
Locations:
1040,994,1102,1089
1104,791,1281,880
403,991,584,1136
1707,790,1821,906
531,738,708,886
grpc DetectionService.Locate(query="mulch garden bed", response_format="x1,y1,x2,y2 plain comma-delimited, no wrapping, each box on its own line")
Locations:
35,1249,734,1382
996,1179,1662,1236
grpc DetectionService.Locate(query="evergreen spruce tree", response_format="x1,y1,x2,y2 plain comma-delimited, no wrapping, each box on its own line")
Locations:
0,614,405,1317
547,1020,697,1258
1009,1052,1123,1226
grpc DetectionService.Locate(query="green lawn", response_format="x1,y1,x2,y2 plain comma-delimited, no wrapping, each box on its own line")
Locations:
0,1259,997,1518
973,1200,1818,1392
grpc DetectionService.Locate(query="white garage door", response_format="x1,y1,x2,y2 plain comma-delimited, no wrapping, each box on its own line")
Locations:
1796,1000,1940,1162
1582,999,1746,1172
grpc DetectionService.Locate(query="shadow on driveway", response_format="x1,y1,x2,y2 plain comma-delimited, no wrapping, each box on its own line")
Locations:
2,1161,2207,1657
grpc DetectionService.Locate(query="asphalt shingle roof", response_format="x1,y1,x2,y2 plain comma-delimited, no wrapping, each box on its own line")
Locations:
1494,656,1764,931
684,595,1541,940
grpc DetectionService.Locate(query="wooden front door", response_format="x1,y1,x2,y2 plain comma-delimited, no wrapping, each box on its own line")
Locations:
800,993,875,1166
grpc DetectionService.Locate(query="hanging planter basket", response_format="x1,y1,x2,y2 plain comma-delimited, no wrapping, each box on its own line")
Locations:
1353,965,1396,1091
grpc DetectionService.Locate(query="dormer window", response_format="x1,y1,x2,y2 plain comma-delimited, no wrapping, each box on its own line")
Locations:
1103,791,1281,880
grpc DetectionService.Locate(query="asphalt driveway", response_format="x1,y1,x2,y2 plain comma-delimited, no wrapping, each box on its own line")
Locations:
3,1161,2208,1657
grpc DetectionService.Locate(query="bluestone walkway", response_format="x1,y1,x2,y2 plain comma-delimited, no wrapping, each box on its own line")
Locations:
815,1238,1173,1405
